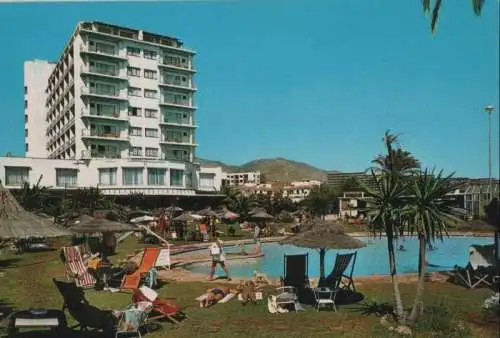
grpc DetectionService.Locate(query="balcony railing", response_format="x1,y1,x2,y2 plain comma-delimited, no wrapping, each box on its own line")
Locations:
161,99,193,108
82,150,121,159
81,129,127,139
81,108,128,120
160,137,193,145
81,86,126,99
81,65,126,79
160,59,195,72
80,44,124,59
160,79,195,90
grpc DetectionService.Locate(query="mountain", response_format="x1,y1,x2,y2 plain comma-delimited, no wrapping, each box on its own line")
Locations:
196,157,329,182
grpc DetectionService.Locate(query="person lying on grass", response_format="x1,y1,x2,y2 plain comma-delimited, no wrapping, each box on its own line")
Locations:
199,286,236,308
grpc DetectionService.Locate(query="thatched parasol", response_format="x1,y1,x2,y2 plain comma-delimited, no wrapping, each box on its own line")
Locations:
247,210,274,221
165,205,183,212
69,215,139,233
280,220,366,283
0,183,72,239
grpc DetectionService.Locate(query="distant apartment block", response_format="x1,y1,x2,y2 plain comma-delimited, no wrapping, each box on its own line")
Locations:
222,171,261,186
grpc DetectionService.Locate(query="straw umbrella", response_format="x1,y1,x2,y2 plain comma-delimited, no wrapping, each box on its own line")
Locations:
197,207,217,217
280,220,366,283
0,183,72,239
247,210,274,221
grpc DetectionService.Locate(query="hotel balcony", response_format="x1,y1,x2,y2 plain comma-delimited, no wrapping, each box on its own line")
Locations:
80,108,129,122
159,118,197,129
81,129,129,142
81,149,121,159
159,98,196,110
160,136,197,147
158,59,196,73
80,86,128,101
80,43,127,61
80,65,128,81
158,79,197,92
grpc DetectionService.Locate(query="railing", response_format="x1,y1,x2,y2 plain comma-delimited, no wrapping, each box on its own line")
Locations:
81,129,126,139
160,119,192,126
161,59,194,71
161,99,192,107
81,86,125,98
160,79,193,89
81,108,126,120
161,137,192,144
82,149,121,159
80,43,122,58
81,65,122,77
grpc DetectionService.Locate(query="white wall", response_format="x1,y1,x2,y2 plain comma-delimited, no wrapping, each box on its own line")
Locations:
24,60,55,158
0,156,221,195
199,166,223,191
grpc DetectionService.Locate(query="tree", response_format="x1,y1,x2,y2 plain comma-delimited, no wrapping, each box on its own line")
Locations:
405,169,463,324
372,148,420,174
422,0,485,32
303,185,338,219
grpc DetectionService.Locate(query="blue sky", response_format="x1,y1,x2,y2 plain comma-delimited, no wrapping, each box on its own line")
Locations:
0,0,498,177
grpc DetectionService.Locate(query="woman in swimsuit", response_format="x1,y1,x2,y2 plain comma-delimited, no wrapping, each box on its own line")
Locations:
200,286,231,308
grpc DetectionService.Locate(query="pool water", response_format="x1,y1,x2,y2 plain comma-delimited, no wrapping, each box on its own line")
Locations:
186,236,494,278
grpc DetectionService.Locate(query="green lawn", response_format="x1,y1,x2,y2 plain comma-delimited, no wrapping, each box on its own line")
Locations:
0,240,498,338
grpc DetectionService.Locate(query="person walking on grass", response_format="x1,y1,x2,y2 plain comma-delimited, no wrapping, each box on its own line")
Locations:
208,236,231,281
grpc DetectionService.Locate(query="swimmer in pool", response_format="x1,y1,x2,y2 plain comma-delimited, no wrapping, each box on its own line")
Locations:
398,245,406,252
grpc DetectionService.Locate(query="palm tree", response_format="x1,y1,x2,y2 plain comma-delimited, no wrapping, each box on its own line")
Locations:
363,169,409,324
423,0,486,32
405,169,463,323
303,185,338,219
372,148,421,174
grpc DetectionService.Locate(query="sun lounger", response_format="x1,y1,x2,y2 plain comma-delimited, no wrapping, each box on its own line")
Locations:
281,253,311,291
455,244,495,289
121,247,161,291
324,251,358,292
61,246,96,289
132,286,185,325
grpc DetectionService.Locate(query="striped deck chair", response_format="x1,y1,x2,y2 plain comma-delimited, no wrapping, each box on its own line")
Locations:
324,251,358,292
121,247,161,291
62,246,96,289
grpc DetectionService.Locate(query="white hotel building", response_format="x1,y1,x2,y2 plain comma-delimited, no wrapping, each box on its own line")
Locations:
2,21,223,196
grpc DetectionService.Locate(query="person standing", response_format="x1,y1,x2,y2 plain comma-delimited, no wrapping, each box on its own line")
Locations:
208,236,231,281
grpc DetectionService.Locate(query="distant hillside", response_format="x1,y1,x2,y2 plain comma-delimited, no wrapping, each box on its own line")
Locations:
196,157,329,183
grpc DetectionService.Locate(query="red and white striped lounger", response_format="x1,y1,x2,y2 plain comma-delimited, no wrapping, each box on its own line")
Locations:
62,246,96,289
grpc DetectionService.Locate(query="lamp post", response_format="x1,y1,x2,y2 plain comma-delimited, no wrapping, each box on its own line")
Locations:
484,105,496,201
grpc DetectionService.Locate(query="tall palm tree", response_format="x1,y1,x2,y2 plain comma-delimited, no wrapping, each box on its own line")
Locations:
423,0,486,32
373,148,421,174
405,169,463,323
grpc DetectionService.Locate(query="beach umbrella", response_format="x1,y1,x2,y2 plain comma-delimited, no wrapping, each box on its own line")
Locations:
280,220,366,283
218,210,239,220
173,213,202,222
198,207,217,217
164,206,183,213
69,215,139,233
127,209,151,220
247,210,275,221
130,215,156,224
0,183,72,239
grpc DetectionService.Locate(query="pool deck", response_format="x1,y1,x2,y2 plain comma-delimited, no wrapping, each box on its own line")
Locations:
156,232,491,284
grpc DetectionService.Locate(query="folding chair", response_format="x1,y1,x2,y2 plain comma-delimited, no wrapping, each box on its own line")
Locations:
455,244,495,289
121,247,161,291
324,251,358,292
61,246,96,289
281,253,310,290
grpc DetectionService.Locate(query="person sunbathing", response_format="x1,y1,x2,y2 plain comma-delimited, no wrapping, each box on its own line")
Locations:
200,286,233,308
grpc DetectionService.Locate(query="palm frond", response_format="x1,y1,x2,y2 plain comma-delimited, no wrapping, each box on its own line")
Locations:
472,0,485,15
431,0,443,32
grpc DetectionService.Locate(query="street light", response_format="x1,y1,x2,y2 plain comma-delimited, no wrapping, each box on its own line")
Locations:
484,105,496,201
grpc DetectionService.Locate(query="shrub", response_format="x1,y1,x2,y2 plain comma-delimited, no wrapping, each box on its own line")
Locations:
415,299,472,337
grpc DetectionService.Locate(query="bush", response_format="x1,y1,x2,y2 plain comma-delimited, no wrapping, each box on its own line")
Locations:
415,299,472,337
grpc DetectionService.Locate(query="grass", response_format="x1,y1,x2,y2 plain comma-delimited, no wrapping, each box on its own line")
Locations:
0,240,498,338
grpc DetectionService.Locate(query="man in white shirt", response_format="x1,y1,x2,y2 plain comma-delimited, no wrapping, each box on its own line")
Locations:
208,236,231,281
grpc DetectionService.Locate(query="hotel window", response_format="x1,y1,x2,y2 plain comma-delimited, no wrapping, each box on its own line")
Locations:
143,50,157,60
24,100,27,108
127,67,141,77
144,69,157,80
25,129,28,137
55,168,78,188
145,128,158,138
128,87,141,97
185,172,193,188
25,143,28,152
98,168,117,186
144,89,157,99
147,168,165,185
128,106,142,117
25,115,28,123
126,46,141,57
144,109,158,118
129,127,142,137
129,146,142,157
4,166,29,186
24,86,27,94
145,147,158,158
170,169,184,187
122,167,143,185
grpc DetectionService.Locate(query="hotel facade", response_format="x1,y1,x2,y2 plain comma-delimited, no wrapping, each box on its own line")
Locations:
2,21,223,196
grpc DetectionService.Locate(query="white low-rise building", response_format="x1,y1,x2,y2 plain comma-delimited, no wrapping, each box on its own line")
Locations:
0,156,222,195
222,171,261,186
282,180,321,203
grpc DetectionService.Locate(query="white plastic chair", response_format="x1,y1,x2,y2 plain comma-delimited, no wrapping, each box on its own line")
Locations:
275,286,301,312
313,287,337,312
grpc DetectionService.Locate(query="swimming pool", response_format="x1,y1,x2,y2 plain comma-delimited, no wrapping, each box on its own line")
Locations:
186,236,494,278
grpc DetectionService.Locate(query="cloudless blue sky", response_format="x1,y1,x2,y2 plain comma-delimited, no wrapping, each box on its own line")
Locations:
0,0,498,177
